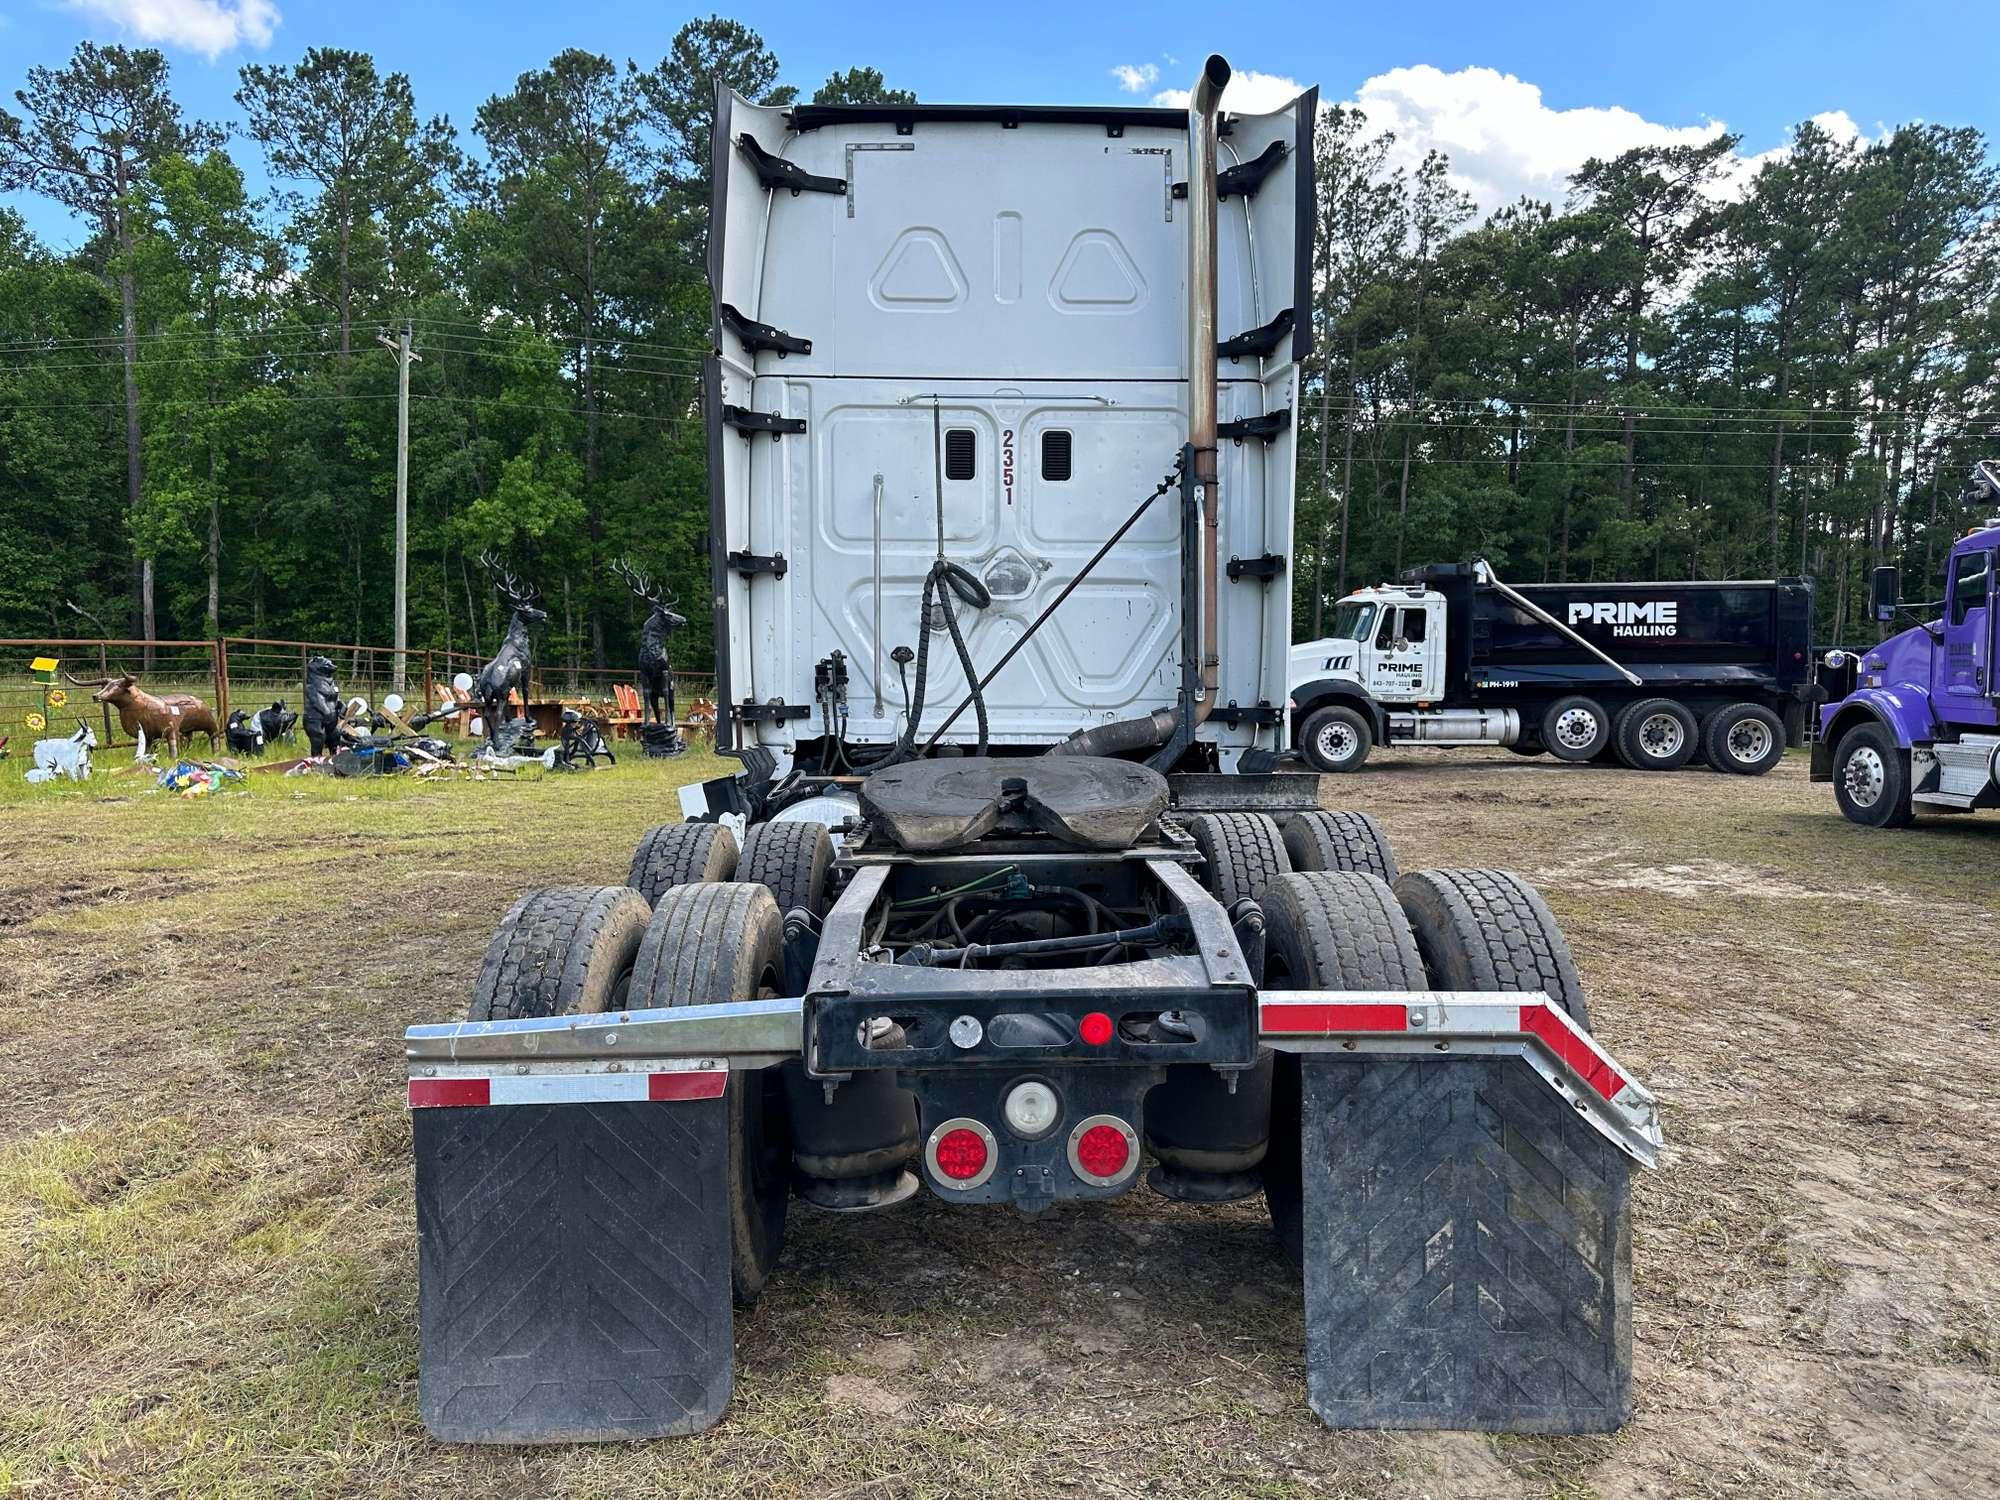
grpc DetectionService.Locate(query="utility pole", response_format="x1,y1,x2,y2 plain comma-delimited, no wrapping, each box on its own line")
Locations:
377,322,422,690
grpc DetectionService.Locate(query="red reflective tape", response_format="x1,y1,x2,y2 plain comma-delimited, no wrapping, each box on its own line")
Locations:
1261,1002,1408,1035
408,1077,491,1109
1519,1004,1627,1101
648,1070,729,1102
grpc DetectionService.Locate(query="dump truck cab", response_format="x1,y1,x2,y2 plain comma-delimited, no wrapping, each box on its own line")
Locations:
1817,462,2000,824
404,58,1661,1448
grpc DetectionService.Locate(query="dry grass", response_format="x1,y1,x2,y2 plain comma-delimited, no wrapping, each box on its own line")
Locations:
1,746,1996,1498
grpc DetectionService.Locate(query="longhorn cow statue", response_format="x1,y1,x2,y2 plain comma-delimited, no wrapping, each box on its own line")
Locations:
610,557,687,729
472,554,547,747
64,672,219,760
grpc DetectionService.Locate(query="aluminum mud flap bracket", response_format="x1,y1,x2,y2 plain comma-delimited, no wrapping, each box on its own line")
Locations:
1261,994,1662,1436
405,999,801,1443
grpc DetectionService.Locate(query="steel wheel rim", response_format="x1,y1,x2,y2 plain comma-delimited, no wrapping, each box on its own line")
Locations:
1318,722,1357,764
1727,719,1773,764
1843,745,1885,807
1638,712,1685,758
1554,707,1597,750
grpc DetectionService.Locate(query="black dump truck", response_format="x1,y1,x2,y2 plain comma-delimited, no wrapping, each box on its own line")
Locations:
1288,560,1818,774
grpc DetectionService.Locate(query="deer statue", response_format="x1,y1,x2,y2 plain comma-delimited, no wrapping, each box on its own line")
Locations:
64,672,219,760
473,554,547,746
611,557,687,729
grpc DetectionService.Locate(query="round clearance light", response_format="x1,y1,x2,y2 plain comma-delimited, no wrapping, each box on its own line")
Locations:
1067,1114,1138,1187
1002,1080,1059,1138
1079,1011,1114,1047
926,1118,997,1190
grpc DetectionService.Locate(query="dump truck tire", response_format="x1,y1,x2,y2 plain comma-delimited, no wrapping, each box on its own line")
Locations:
1615,697,1698,772
1541,696,1610,762
1395,868,1591,1030
468,886,652,1022
628,821,739,904
1704,701,1785,775
738,821,835,918
1832,721,1915,827
1261,871,1427,1259
1187,811,1291,907
1298,703,1372,772
1281,809,1400,885
635,882,791,1306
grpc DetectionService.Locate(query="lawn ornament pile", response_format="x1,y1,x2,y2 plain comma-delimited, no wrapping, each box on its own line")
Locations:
472,555,546,750
611,557,687,756
225,709,266,756
25,720,96,783
63,672,218,760
157,759,244,797
257,701,298,745
302,657,351,755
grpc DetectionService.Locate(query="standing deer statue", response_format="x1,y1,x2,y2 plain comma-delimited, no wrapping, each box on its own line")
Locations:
473,554,546,746
64,672,220,760
611,557,687,728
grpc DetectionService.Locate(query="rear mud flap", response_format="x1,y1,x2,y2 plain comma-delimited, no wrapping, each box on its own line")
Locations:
1300,1057,1633,1433
414,1098,734,1442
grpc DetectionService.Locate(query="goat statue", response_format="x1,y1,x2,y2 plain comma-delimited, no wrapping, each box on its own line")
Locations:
64,672,219,760
611,557,687,729
26,720,97,783
473,554,547,748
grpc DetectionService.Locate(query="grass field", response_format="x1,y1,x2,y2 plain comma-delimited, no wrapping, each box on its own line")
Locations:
1,745,1996,1498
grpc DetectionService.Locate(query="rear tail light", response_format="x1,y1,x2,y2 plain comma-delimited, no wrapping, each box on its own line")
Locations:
925,1118,997,1190
1078,1011,1114,1046
1067,1114,1139,1187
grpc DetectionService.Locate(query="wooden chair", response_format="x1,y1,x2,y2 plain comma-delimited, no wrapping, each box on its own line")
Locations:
608,683,644,739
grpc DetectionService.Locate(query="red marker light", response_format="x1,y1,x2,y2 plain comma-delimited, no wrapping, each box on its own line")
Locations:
1074,1124,1130,1179
934,1127,989,1181
1079,1011,1114,1046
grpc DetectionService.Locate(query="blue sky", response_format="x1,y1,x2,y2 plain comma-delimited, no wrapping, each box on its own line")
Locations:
4,0,1995,247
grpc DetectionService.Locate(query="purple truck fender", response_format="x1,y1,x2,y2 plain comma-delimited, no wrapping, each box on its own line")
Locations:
1812,627,1939,779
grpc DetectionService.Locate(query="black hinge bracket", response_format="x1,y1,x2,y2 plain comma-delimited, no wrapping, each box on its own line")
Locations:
1217,408,1292,444
1212,702,1283,727
722,404,807,439
1227,553,1287,582
728,550,789,579
720,303,812,358
736,133,845,196
1218,307,1295,362
1171,139,1289,202
735,700,812,723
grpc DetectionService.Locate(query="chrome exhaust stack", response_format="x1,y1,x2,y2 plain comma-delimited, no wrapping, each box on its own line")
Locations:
1188,54,1228,727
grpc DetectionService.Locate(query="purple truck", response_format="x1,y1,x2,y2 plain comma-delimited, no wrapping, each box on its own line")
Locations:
1815,461,2000,826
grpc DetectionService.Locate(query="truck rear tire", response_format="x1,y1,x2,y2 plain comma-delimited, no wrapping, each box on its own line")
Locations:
738,821,834,918
1704,702,1785,775
1297,704,1372,773
1615,697,1698,772
1261,871,1428,1259
469,886,652,1022
1541,696,1611,762
627,822,739,905
634,882,792,1306
1187,811,1291,906
1281,809,1400,885
1394,868,1591,1030
1832,722,1915,828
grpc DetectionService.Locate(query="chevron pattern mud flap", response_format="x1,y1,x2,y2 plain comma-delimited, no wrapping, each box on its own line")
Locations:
1300,1057,1633,1433
414,1098,734,1442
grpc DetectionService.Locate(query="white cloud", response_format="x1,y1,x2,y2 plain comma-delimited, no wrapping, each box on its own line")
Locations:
1152,68,1308,116
62,0,280,59
1111,63,1159,94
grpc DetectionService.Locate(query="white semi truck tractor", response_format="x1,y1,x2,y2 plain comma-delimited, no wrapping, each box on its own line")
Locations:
401,58,1661,1445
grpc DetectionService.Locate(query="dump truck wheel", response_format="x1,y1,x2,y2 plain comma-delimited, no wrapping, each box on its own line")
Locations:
634,882,792,1306
1704,701,1785,776
627,821,739,905
1832,721,1915,827
1297,704,1372,772
738,821,835,918
1541,695,1611,762
468,886,652,1022
1615,697,1698,772
1260,871,1428,1259
1395,868,1591,1030
1281,809,1399,885
1187,812,1291,907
